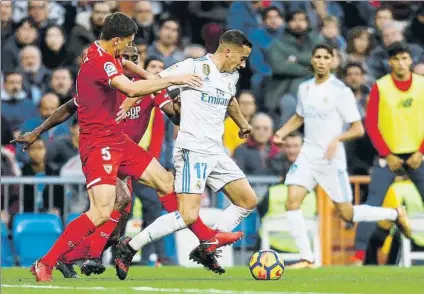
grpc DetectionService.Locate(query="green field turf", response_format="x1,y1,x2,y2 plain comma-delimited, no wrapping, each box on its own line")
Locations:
2,266,423,294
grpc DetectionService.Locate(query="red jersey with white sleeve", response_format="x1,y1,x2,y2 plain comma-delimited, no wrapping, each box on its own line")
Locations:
75,41,125,143
123,86,171,144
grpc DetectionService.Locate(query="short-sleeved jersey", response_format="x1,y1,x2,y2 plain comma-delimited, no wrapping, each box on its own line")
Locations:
75,42,125,143
296,75,360,168
123,85,171,144
159,54,239,154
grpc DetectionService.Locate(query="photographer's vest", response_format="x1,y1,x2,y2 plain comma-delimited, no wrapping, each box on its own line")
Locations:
260,184,317,252
378,180,424,246
376,74,424,154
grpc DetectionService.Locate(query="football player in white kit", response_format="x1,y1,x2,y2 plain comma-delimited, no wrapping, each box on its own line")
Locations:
273,44,411,269
116,30,259,278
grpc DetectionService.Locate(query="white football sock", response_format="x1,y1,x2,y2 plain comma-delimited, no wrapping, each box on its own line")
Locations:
129,211,187,251
213,204,252,232
286,210,314,263
352,205,398,222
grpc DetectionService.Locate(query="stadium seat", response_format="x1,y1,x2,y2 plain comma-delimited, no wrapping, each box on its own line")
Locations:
65,212,81,226
13,213,63,267
400,214,424,267
1,222,14,267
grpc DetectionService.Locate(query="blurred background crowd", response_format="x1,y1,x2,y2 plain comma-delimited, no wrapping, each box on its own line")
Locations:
2,1,424,266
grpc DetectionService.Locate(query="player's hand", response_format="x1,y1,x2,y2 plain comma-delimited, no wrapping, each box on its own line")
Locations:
406,151,423,170
170,74,202,89
173,96,181,114
116,98,137,123
238,124,252,139
324,138,340,160
273,130,286,147
10,131,39,151
386,154,404,172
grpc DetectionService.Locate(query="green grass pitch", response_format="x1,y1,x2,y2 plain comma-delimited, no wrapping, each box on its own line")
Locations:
2,266,423,294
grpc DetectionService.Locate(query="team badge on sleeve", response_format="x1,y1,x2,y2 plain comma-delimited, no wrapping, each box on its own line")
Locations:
104,62,118,77
202,64,210,75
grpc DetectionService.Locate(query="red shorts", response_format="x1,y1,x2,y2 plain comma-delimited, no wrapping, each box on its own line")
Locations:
80,135,153,189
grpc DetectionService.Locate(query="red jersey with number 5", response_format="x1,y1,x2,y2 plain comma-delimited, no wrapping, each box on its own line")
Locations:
75,42,125,143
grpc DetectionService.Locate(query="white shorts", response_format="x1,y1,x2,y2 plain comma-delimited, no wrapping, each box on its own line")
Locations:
284,152,352,203
173,148,246,194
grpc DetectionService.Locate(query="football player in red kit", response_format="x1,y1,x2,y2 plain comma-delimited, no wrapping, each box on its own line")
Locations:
16,12,243,283
14,39,237,280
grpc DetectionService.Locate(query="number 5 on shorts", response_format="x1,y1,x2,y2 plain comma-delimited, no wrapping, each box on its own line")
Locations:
194,162,207,179
101,147,111,161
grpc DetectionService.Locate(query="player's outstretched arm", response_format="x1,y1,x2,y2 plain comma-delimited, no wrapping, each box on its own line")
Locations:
122,59,157,80
273,114,304,146
228,97,252,138
11,99,77,150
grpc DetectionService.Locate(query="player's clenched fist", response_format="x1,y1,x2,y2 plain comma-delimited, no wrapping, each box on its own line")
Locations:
238,124,252,139
11,131,39,151
169,74,203,89
273,131,285,147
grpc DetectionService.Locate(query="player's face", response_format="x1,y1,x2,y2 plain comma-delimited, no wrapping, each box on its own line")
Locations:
225,45,251,73
389,52,412,78
122,47,140,65
311,49,333,76
114,35,135,57
146,60,165,75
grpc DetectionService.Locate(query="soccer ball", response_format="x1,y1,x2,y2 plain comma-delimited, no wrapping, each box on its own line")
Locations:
249,250,284,280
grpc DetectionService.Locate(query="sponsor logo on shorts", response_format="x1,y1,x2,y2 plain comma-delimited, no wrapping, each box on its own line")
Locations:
103,164,113,174
196,180,202,190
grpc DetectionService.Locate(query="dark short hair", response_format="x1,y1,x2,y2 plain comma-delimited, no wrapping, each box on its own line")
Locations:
312,44,334,56
101,12,138,40
287,130,303,140
344,62,366,75
262,6,283,21
160,17,180,29
219,30,252,48
16,17,37,30
4,70,23,81
286,10,307,23
387,41,411,58
144,56,164,70
375,5,393,16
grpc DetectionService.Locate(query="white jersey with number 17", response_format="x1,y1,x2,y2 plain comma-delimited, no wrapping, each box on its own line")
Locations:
296,75,361,169
159,54,239,154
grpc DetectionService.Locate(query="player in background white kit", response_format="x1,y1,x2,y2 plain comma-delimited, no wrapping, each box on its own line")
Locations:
273,44,411,269
116,30,258,278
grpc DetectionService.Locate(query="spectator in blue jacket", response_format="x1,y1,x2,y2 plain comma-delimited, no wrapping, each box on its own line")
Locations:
248,6,284,107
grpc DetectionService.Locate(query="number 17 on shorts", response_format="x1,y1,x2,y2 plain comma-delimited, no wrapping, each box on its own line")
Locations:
173,148,209,194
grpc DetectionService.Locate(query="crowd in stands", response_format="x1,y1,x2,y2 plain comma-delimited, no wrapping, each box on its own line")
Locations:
2,1,424,265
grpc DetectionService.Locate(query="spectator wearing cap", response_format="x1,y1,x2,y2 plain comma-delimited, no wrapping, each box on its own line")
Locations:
1,18,38,72
133,1,157,45
1,71,36,139
1,0,14,45
46,118,79,174
405,5,424,47
367,21,424,81
148,18,184,67
248,6,284,104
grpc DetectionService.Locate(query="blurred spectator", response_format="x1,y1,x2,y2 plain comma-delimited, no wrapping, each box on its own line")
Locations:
133,1,157,45
367,22,424,81
288,0,344,31
27,0,52,41
68,1,111,63
49,68,74,105
224,91,257,156
337,2,375,32
331,48,346,78
405,5,424,47
18,45,51,104
184,44,206,59
107,1,119,14
1,71,37,137
234,113,285,176
346,27,373,65
47,118,79,174
1,0,13,44
248,6,284,103
20,93,69,143
41,25,70,70
1,115,14,146
372,6,394,46
321,16,346,51
343,62,369,119
135,40,148,69
413,63,424,76
201,23,224,53
148,18,184,67
281,131,303,165
1,18,38,72
13,1,65,26
264,10,321,126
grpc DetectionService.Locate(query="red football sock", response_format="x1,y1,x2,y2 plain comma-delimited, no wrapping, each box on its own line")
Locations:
41,213,96,268
87,210,121,258
61,235,92,263
159,192,216,241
